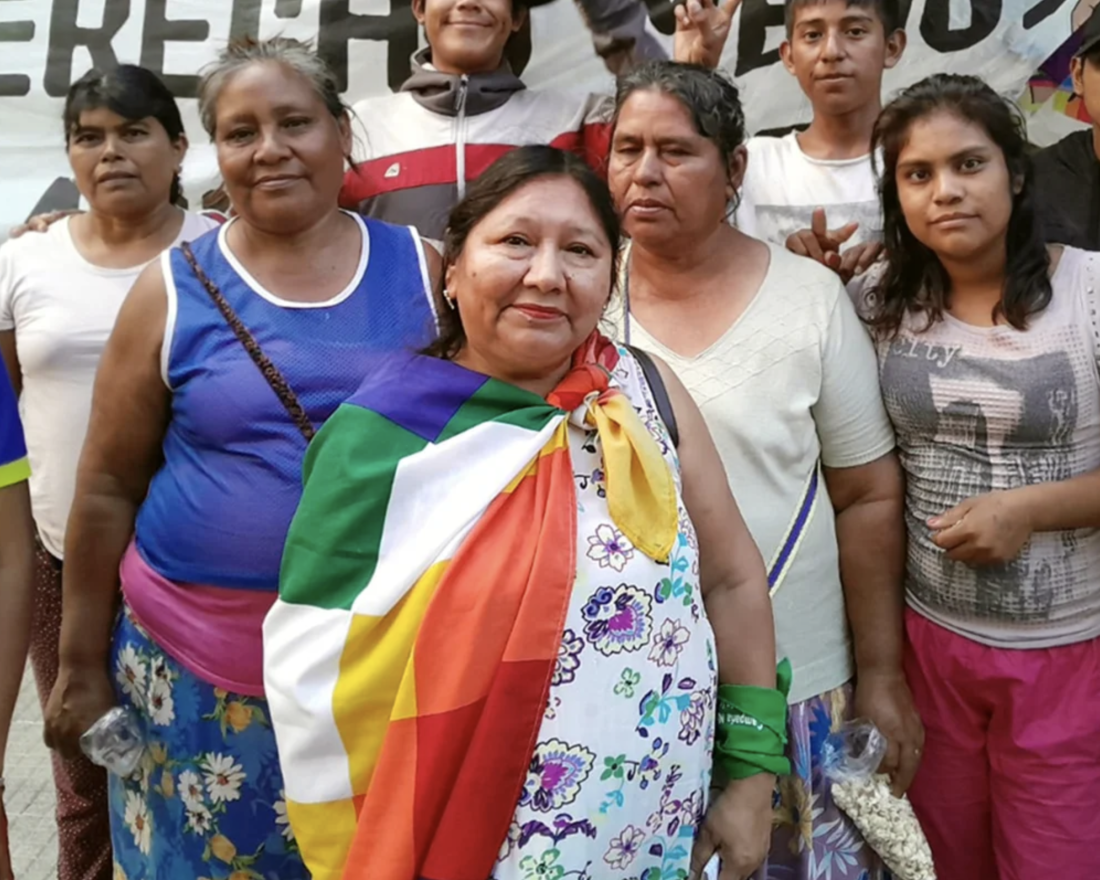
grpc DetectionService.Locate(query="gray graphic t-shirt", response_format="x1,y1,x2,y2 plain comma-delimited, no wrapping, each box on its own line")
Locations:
873,247,1100,647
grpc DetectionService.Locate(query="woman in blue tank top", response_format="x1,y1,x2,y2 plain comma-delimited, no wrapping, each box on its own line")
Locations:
42,38,441,880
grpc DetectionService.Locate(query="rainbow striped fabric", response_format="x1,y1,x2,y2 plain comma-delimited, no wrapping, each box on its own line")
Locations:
263,333,677,880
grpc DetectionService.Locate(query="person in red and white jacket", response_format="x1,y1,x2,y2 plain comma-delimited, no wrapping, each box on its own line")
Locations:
340,0,738,240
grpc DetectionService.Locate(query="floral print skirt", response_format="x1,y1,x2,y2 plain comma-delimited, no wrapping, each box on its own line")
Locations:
108,605,308,880
753,683,889,880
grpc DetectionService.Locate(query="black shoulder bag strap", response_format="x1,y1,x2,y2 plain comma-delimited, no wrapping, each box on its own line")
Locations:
625,344,680,449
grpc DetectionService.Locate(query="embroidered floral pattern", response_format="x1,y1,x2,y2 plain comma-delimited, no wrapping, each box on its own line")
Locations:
586,524,635,572
649,619,691,667
493,350,713,880
552,630,585,687
581,584,653,656
522,740,596,813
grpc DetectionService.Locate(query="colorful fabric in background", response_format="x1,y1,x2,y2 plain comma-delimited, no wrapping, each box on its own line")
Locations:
108,607,307,880
0,356,29,488
753,683,889,880
263,333,678,880
1020,18,1092,123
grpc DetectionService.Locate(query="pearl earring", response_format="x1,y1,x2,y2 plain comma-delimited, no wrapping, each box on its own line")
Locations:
443,288,456,310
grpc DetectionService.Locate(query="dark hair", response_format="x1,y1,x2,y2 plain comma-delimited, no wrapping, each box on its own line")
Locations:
198,38,349,138
64,65,186,205
784,0,902,36
612,62,746,211
425,145,621,360
867,73,1051,338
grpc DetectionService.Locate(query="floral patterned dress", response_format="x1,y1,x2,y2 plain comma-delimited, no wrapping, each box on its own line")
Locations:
492,350,717,880
108,608,305,880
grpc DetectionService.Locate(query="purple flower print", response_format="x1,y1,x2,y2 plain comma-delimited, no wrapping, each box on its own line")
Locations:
586,524,635,572
552,629,585,687
582,585,653,656
521,739,596,813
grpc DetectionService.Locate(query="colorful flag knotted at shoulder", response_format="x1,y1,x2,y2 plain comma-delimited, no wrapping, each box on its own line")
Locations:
263,331,678,880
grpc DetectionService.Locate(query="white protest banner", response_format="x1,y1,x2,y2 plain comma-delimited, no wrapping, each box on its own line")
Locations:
0,0,1086,235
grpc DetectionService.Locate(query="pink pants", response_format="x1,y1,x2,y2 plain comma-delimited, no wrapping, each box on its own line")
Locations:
904,609,1100,880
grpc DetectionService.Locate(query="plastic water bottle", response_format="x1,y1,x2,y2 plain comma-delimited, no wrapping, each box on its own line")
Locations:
79,707,145,776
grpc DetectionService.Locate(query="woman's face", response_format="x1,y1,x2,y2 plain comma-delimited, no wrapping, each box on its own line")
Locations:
608,89,742,248
447,175,614,386
212,61,351,235
67,107,185,216
894,110,1016,264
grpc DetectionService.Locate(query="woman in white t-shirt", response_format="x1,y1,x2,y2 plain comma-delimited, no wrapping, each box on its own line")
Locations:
606,61,924,879
861,74,1100,880
0,64,217,880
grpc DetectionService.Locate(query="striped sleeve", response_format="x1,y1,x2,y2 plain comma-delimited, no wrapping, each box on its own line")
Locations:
0,358,28,488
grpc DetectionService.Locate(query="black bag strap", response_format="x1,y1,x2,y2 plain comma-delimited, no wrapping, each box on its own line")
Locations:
179,242,316,443
625,344,679,449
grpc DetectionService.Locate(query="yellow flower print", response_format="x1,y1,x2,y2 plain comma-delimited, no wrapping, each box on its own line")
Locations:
773,774,821,856
161,768,175,798
828,687,848,733
210,834,237,863
149,742,169,765
225,701,253,733
113,862,128,880
214,688,228,700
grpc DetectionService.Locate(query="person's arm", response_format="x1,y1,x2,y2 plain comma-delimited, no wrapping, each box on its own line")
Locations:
0,357,33,880
653,358,776,880
43,261,171,758
823,453,922,795
813,281,923,796
929,470,1100,565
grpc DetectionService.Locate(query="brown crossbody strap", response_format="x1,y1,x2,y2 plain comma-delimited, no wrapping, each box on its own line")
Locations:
179,242,316,443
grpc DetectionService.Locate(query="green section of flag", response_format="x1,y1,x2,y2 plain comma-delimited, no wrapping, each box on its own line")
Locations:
280,404,427,611
436,376,559,444
0,456,30,489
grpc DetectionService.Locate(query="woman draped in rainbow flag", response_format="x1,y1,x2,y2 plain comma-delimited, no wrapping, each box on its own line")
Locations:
263,146,791,880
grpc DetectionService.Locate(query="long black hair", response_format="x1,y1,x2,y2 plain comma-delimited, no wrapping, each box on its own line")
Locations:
867,74,1051,338
64,65,187,206
425,145,621,361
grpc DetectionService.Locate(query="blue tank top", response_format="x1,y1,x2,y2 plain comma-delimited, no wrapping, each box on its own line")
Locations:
135,213,437,591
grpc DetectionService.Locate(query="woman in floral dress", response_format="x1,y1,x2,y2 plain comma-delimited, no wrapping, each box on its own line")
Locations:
264,146,786,880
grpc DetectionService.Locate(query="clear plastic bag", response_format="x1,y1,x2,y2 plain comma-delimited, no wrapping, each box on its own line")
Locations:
822,720,937,880
79,706,145,777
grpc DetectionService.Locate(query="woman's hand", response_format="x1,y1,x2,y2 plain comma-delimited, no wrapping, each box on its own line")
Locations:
929,489,1033,565
43,663,115,760
691,774,774,880
8,210,79,239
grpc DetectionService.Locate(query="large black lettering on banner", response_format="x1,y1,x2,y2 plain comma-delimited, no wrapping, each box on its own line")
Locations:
0,15,34,97
45,0,131,96
318,0,418,92
921,0,1001,52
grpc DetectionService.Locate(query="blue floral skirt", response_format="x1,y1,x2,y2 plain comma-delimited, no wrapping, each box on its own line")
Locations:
108,606,308,880
753,683,889,880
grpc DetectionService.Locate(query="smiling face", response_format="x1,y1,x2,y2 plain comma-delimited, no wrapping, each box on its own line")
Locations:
608,89,743,249
67,106,186,216
894,110,1017,264
781,0,903,116
416,0,525,75
446,175,614,387
211,61,351,234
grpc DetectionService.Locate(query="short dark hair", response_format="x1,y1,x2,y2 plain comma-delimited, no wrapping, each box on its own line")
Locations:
612,62,746,210
866,73,1051,338
784,0,902,36
425,145,621,361
64,65,186,205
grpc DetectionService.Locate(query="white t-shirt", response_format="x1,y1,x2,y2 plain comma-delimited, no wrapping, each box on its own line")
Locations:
617,244,897,704
0,211,218,558
864,247,1100,648
735,132,882,249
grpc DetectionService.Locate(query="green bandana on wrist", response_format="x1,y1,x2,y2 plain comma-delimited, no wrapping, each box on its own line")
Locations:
714,658,793,782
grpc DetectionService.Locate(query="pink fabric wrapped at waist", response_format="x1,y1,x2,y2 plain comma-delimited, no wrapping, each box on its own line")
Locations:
120,539,275,697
